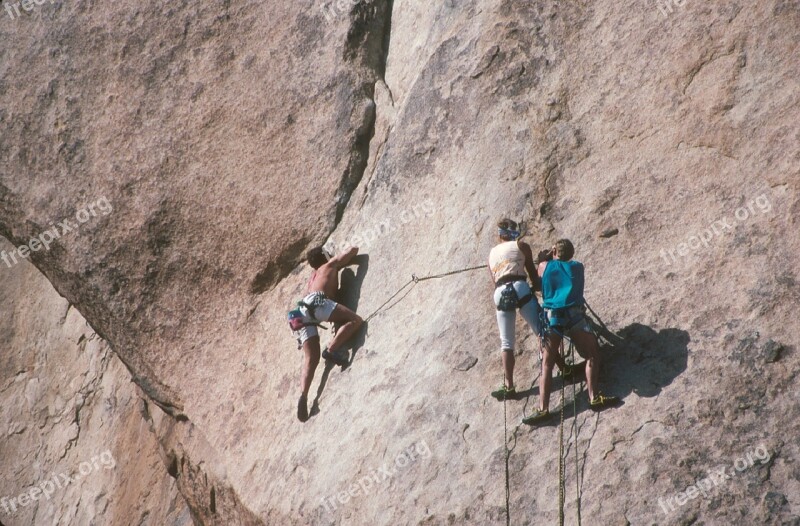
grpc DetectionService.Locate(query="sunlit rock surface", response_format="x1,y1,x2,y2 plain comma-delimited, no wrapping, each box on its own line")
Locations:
1,0,798,524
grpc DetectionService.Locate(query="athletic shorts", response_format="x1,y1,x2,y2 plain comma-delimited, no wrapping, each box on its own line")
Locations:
544,306,592,335
293,292,338,347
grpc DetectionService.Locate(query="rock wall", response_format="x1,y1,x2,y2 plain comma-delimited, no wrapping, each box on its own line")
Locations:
0,237,190,525
1,0,799,524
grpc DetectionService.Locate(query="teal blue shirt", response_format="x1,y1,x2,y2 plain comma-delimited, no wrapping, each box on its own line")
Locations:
541,260,585,309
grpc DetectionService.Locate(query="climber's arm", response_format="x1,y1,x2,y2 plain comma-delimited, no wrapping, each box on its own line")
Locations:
519,242,540,291
537,260,549,279
328,247,359,270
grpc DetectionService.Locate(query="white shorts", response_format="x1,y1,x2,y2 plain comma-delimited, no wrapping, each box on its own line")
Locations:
293,292,338,346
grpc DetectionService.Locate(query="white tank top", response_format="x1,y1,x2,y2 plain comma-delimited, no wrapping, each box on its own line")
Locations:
489,241,526,283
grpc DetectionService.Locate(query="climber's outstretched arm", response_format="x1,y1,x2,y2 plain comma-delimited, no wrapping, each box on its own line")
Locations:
327,247,359,270
518,241,540,291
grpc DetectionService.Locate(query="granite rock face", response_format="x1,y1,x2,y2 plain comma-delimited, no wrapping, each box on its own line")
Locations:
0,237,190,525
1,0,799,524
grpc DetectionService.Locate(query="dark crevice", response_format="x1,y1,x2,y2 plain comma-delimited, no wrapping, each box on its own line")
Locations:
330,0,395,232
378,0,395,79
253,0,394,292
139,395,263,524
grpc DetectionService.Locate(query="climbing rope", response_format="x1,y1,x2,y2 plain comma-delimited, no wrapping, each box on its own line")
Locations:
558,339,566,526
362,278,416,323
503,373,511,526
556,337,585,526
411,264,487,283
362,264,486,323
584,299,620,346
570,340,582,526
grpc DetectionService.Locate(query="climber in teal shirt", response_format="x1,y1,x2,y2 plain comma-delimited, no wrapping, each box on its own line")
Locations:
541,258,585,310
523,239,619,425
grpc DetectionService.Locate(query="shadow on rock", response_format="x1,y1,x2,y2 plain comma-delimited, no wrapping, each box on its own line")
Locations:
309,361,335,419
337,254,369,366
601,322,690,400
518,322,690,424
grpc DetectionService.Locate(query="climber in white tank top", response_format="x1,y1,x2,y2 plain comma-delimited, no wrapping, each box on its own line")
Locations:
489,239,528,284
487,218,570,402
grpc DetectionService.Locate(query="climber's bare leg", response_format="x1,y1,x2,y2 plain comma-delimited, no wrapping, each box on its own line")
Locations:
300,336,321,398
297,336,321,422
570,329,601,400
540,333,562,411
326,305,363,352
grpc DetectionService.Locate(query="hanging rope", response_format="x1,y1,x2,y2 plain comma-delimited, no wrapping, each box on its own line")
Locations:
558,337,567,526
357,262,595,526
570,340,583,526
503,372,511,526
362,264,485,323
584,300,621,347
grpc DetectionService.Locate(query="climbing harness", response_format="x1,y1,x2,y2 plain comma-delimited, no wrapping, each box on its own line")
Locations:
287,292,331,332
495,281,534,312
545,305,588,333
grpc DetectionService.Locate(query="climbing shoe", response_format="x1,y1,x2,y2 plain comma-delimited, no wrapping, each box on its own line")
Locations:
322,348,349,367
522,408,552,425
590,393,621,411
297,394,309,422
491,385,517,401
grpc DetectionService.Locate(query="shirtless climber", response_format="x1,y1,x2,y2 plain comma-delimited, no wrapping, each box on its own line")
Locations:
288,246,363,422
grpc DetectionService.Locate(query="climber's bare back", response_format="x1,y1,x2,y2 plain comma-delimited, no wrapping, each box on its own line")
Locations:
307,264,339,298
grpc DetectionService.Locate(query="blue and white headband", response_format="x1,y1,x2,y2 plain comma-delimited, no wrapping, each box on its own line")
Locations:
498,227,521,240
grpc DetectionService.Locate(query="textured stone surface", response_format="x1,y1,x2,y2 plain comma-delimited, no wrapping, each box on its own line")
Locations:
0,237,190,525
2,0,800,524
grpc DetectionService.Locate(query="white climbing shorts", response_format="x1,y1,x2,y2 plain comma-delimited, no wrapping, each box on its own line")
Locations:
293,292,338,347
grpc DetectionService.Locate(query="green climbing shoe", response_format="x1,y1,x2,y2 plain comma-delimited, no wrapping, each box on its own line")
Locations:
522,408,552,425
590,393,621,411
491,385,516,401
